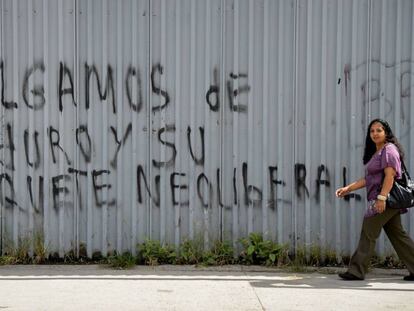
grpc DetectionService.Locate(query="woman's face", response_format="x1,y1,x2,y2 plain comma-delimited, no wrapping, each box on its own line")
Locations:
370,122,387,146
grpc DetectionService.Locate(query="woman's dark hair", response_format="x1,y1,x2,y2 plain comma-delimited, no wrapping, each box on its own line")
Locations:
363,118,404,164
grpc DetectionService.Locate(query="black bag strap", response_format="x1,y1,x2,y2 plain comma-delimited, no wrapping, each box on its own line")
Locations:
400,158,411,180
379,145,411,181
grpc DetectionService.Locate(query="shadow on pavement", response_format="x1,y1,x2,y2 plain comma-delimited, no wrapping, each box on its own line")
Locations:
248,273,414,291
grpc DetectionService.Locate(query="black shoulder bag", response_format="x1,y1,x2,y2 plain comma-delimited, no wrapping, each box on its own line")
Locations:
386,160,414,209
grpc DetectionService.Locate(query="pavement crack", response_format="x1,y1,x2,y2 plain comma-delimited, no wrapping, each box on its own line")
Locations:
244,272,266,311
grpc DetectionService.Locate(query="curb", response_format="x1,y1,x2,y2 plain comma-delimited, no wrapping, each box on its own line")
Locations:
0,264,408,276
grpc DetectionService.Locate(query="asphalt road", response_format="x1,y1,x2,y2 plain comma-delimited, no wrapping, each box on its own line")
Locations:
0,265,413,311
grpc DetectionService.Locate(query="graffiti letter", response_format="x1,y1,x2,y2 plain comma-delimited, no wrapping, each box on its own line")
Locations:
68,167,87,209
110,123,132,169
342,167,362,201
24,130,41,169
125,66,143,112
0,173,18,208
315,165,330,202
187,126,205,165
152,125,177,168
23,62,46,110
269,166,285,207
206,68,220,112
0,60,18,109
151,63,170,111
92,169,115,207
76,125,92,163
27,175,44,214
295,163,309,199
49,126,71,165
242,162,262,204
136,165,160,206
197,173,213,208
51,174,71,210
233,167,238,205
85,63,116,114
0,123,15,171
59,62,76,112
170,172,189,206
227,72,250,112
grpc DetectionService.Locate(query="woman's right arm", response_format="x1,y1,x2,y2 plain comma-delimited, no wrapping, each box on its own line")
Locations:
335,178,366,198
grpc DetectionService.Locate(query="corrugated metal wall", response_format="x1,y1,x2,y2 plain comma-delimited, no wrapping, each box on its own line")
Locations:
1,0,414,258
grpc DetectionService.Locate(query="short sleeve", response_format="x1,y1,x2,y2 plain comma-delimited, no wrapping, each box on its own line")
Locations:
380,144,401,177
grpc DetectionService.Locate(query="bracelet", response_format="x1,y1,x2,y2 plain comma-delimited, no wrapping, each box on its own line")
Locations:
377,194,387,201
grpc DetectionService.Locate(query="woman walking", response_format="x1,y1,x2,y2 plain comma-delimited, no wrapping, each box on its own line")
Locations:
336,119,414,281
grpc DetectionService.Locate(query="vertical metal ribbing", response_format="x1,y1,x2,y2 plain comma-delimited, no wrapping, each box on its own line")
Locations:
246,0,254,236
219,0,225,242
274,1,282,243
41,0,50,258
364,0,373,124
189,1,200,246
132,1,143,245
159,0,166,242
304,0,313,252
56,0,64,257
292,0,299,253
261,0,269,239
115,0,123,254
379,0,387,121
232,0,240,249
85,0,93,257
129,0,138,254
185,1,192,239
147,0,152,241
320,0,328,251
74,0,80,257
23,0,35,254
141,0,150,247
334,0,344,258
189,2,204,248
27,0,34,254
276,0,288,245
204,0,212,241
394,0,402,138
174,0,182,243
11,0,19,249
67,0,78,258
203,0,216,243
100,0,108,257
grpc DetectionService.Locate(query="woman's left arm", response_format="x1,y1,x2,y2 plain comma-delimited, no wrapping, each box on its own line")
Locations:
375,167,396,213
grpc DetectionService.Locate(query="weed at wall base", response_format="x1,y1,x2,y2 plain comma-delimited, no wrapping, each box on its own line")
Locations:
137,240,177,265
106,252,137,269
0,233,406,271
239,233,289,266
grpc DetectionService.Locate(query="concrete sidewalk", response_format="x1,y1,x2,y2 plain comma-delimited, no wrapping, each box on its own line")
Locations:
0,265,413,311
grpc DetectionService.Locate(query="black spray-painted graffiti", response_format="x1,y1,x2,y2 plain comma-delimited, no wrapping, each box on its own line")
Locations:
1,60,252,114
0,164,352,213
341,59,414,134
0,60,363,212
1,118,355,211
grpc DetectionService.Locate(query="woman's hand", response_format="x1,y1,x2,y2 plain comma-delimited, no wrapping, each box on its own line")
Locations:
336,186,350,198
375,200,386,213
